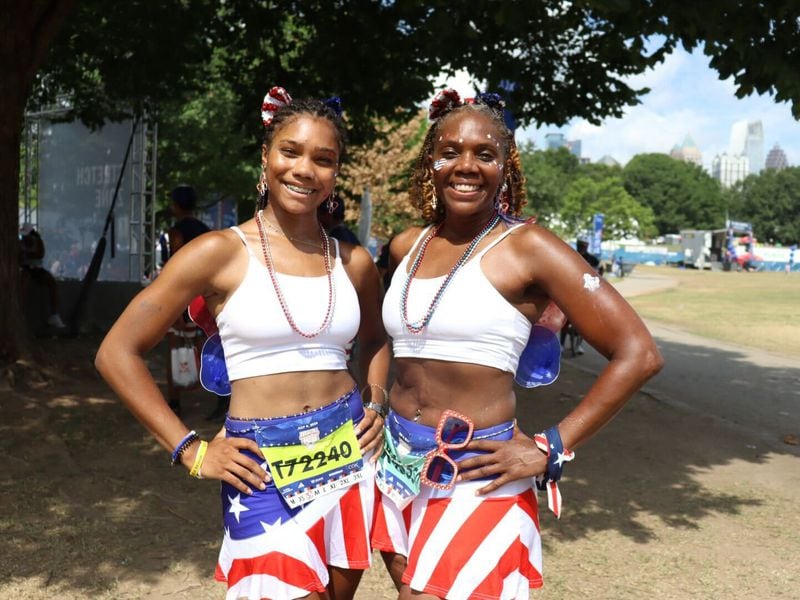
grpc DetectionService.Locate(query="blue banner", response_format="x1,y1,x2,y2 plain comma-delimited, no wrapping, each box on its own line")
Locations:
591,214,604,256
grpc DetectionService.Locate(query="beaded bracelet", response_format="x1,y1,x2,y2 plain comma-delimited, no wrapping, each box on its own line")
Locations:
533,426,575,519
364,383,389,404
170,430,199,466
189,440,209,479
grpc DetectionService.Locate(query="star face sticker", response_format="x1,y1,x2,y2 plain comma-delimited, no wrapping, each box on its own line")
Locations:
583,273,600,292
227,493,250,523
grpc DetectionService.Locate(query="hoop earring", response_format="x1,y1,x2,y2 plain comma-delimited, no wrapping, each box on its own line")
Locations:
494,183,509,215
326,193,339,214
256,169,269,208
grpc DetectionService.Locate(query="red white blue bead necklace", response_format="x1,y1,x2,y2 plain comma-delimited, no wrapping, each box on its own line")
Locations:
255,210,335,338
400,212,501,334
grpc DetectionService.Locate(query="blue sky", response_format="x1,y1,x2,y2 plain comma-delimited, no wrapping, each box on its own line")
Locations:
441,48,800,170
521,48,800,169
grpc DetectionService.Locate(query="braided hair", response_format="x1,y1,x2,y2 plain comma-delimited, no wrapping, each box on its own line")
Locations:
410,92,527,223
257,94,347,211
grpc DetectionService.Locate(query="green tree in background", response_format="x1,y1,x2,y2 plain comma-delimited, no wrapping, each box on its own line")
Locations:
4,0,800,362
622,154,725,235
156,53,259,218
729,167,800,245
519,146,578,225
558,176,656,240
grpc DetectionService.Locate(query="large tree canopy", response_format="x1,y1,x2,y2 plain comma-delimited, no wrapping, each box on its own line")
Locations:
727,167,800,245
4,0,800,362
622,154,726,235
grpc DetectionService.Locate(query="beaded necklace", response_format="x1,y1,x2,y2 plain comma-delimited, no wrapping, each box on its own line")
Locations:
255,210,335,338
400,212,501,334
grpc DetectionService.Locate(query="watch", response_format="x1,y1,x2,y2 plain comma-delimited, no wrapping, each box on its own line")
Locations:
363,401,387,418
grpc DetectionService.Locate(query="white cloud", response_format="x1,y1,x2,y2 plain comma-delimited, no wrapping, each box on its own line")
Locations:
520,48,800,169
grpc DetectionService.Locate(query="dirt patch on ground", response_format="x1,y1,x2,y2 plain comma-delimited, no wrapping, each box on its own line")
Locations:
1,334,798,599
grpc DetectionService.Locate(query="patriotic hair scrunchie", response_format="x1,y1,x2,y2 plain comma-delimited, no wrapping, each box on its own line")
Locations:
474,92,506,111
323,96,343,117
261,86,293,127
428,88,462,121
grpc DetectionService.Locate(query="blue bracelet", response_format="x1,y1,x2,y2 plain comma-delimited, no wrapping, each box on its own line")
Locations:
171,430,199,466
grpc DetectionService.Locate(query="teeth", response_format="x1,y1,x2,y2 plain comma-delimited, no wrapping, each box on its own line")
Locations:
285,184,313,195
453,183,480,192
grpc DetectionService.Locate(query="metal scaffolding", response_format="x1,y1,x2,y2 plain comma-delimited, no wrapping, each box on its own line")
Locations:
129,119,158,282
21,106,157,283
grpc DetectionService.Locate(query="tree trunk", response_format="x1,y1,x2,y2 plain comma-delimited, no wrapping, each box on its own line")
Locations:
0,0,76,363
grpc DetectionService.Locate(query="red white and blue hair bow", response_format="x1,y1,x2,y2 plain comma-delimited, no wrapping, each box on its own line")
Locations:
261,86,293,127
428,88,507,122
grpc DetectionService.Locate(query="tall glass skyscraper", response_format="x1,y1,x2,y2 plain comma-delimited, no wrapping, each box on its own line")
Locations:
729,120,764,174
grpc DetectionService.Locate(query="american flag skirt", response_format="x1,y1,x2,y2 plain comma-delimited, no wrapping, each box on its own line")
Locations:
372,413,543,600
215,389,375,600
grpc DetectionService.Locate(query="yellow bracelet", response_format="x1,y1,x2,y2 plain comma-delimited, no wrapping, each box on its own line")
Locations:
189,440,208,479
364,383,389,404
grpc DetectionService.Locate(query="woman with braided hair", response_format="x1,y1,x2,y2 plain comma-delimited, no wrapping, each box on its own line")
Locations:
371,89,662,599
96,87,389,599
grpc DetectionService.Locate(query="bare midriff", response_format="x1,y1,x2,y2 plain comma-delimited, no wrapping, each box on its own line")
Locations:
228,369,356,419
390,358,516,428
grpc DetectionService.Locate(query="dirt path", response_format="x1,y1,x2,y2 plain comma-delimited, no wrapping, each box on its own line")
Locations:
1,273,799,598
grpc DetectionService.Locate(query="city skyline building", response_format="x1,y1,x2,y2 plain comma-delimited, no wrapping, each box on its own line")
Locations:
711,153,749,188
669,133,703,167
765,143,789,170
544,132,566,150
597,155,621,168
545,132,582,159
729,119,764,174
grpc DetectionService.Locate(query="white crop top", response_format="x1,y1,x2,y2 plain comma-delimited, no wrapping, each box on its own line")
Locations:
383,223,532,374
216,226,360,380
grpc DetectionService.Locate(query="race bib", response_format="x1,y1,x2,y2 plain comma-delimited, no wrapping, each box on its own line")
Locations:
258,419,364,508
376,423,426,510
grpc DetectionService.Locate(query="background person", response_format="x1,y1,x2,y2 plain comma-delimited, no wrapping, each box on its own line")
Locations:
18,223,67,330
167,184,210,254
162,184,227,419
372,89,662,599
95,88,389,600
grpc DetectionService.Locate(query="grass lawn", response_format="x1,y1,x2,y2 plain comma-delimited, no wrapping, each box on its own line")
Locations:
625,265,800,358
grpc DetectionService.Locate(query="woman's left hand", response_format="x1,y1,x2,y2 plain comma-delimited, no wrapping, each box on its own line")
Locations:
355,409,385,463
456,424,546,494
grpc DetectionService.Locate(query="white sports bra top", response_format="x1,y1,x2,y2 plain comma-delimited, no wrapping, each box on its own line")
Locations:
382,223,532,374
216,226,360,380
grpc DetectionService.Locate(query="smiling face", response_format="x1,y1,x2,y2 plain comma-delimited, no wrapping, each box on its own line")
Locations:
263,115,340,214
429,110,506,217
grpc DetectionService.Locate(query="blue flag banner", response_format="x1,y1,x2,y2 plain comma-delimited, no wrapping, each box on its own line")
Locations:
591,214,604,256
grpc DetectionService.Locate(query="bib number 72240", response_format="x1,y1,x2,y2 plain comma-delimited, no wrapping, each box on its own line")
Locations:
258,420,365,508
269,439,354,479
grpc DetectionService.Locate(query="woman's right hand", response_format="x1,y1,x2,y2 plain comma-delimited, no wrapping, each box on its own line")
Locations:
184,437,271,495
